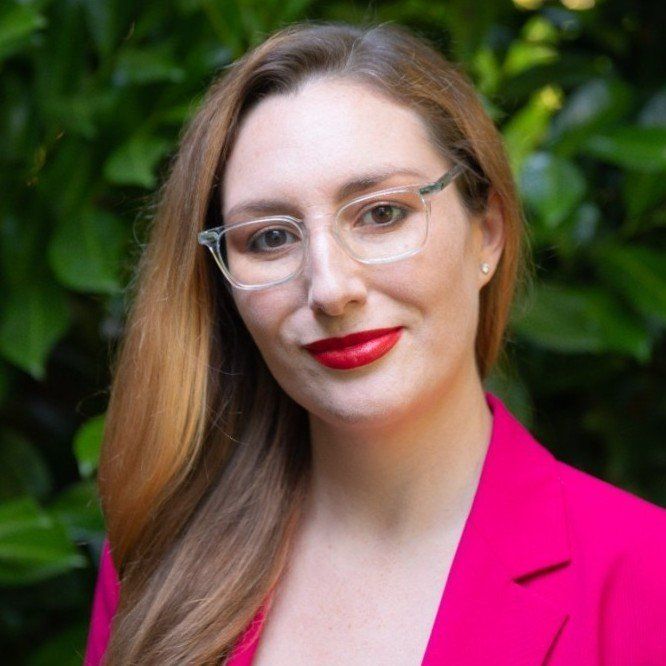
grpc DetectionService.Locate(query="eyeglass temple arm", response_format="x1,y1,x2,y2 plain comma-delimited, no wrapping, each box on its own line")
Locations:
419,163,466,196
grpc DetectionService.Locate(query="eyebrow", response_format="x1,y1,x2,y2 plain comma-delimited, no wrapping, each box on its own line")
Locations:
223,167,427,222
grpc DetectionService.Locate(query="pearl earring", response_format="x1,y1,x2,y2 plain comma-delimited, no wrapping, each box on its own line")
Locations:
481,262,490,275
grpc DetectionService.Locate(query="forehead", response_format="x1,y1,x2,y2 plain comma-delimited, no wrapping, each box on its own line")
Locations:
221,78,444,209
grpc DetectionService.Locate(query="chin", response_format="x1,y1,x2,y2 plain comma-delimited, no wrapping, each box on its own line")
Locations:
304,392,415,429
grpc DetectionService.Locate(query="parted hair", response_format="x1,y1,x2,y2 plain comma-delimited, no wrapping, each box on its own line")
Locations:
99,19,533,664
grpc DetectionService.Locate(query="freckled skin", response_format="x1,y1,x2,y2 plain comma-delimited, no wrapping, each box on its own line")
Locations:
222,78,503,433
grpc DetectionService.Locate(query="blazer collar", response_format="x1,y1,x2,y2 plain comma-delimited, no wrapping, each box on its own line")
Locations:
422,391,572,665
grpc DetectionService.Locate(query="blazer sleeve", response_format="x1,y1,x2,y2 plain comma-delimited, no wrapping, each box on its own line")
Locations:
599,502,666,663
83,536,121,666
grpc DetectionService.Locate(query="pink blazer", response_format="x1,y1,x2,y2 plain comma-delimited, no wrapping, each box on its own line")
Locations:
83,391,666,665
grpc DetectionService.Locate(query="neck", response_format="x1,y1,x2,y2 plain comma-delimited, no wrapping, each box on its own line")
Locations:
302,362,493,551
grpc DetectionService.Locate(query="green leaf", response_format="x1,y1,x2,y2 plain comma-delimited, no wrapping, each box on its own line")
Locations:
622,171,666,226
583,127,666,172
0,429,53,502
113,45,186,86
31,0,87,96
103,134,171,188
275,0,315,23
156,101,199,126
501,53,601,102
35,139,94,221
48,208,126,294
620,90,666,221
49,480,104,543
0,361,8,405
0,3,47,62
522,16,559,44
0,211,42,288
557,202,600,256
0,281,70,380
46,90,118,140
25,620,88,666
182,0,246,58
0,496,86,586
471,45,501,97
73,414,105,479
549,78,633,153
638,87,666,127
519,152,586,229
503,41,558,78
0,72,32,162
503,86,562,175
80,0,120,60
511,282,652,361
591,243,666,325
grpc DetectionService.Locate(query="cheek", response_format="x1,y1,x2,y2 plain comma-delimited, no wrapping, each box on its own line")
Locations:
231,289,300,374
231,291,281,348
411,216,481,347
417,213,472,298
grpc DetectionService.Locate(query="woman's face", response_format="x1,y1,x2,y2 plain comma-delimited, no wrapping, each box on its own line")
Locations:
221,78,503,429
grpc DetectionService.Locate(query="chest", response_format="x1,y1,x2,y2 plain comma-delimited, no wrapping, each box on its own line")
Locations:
251,536,461,666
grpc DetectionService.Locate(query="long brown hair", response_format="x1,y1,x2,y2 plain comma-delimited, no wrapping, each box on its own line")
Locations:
99,20,534,664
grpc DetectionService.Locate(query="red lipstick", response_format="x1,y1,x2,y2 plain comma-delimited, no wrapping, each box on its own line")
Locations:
302,326,404,369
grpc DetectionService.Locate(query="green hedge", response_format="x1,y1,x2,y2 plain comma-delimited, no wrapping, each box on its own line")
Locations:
0,0,664,662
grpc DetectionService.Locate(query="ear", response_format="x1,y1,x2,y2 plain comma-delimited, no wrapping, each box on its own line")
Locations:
477,187,505,287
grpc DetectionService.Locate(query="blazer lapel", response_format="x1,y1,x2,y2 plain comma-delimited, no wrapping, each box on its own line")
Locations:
421,392,572,665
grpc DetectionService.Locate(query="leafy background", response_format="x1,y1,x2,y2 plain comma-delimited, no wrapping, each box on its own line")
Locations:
1,0,664,662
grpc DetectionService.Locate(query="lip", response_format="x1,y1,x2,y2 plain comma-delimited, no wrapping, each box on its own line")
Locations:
302,326,404,369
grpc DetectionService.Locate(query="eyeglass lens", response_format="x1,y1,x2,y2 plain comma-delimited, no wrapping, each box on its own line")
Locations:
218,189,427,287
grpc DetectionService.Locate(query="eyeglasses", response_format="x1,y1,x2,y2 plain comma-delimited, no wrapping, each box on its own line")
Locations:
198,164,464,291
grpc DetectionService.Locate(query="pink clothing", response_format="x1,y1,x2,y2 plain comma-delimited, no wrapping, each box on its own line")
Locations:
84,391,666,665
84,536,120,666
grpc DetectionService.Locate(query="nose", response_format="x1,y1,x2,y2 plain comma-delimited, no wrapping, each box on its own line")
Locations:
303,223,367,316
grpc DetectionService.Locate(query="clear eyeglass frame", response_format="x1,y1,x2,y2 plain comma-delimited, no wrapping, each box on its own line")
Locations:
198,163,465,291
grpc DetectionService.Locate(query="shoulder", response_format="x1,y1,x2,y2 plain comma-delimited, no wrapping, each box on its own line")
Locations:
554,458,666,553
554,460,666,659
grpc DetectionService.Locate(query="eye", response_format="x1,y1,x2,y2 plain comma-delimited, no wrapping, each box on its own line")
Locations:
247,226,300,253
358,203,409,227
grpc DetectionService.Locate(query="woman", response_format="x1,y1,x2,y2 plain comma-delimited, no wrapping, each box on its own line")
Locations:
83,20,666,666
